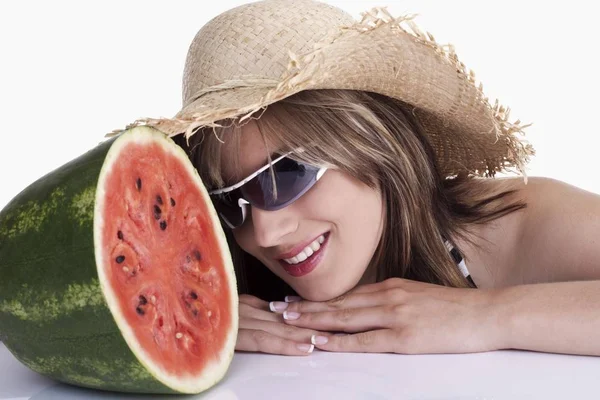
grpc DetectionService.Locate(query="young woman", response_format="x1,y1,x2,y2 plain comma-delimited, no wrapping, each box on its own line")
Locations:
125,0,600,357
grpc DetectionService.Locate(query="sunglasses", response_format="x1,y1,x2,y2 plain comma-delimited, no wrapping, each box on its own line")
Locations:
208,152,327,229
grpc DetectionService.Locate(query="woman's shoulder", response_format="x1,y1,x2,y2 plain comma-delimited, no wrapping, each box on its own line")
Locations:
468,175,547,194
458,175,600,287
467,175,565,210
453,176,560,288
472,175,586,216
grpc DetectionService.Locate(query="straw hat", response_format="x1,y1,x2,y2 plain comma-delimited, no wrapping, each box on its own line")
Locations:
112,0,534,178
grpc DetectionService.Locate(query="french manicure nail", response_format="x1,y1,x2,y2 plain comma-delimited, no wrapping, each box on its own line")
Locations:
269,301,289,312
311,335,329,345
285,295,302,302
297,343,314,353
283,311,301,320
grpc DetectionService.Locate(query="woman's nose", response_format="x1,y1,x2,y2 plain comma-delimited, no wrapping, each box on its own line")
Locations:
250,206,297,248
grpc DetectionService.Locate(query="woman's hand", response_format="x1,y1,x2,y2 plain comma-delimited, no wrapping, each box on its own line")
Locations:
235,294,333,356
269,278,504,354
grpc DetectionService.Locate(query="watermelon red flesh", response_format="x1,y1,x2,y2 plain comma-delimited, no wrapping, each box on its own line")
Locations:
0,127,238,394
98,138,233,378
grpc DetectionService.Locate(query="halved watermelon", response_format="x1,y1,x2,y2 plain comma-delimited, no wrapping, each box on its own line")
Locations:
0,126,238,394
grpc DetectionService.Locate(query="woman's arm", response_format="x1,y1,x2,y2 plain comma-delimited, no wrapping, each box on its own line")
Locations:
494,280,600,356
492,176,600,355
471,176,600,355
274,278,600,356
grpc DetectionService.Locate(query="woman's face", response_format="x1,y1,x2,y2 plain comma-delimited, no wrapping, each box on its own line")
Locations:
219,120,384,301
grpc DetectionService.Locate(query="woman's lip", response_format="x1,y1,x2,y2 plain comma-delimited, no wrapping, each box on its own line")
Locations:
278,232,329,277
275,231,329,260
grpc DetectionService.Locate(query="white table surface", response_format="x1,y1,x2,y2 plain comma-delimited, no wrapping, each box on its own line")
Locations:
1,342,599,400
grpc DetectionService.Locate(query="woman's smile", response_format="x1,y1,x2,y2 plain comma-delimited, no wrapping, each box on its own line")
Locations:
276,232,330,277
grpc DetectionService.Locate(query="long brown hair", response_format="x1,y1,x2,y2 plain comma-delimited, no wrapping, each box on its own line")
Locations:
173,89,527,301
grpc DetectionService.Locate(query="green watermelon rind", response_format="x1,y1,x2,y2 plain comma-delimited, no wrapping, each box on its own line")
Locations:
94,126,239,394
0,134,172,393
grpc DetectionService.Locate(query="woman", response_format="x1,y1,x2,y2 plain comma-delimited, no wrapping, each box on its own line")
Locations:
124,0,600,357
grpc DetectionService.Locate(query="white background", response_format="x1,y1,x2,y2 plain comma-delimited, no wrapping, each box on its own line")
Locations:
1,1,598,211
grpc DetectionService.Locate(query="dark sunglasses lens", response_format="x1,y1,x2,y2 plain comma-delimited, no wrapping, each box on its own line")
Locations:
212,192,244,228
241,158,320,209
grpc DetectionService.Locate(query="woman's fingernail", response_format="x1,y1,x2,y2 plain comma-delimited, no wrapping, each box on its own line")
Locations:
269,301,289,312
283,311,301,320
311,335,329,345
285,296,302,302
297,343,314,353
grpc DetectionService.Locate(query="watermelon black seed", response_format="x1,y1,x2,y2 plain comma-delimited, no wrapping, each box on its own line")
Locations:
160,220,167,230
139,295,148,305
136,307,145,316
193,250,202,261
190,291,198,299
170,197,176,207
156,195,163,205
136,178,142,191
116,255,125,264
154,205,162,220
117,230,124,240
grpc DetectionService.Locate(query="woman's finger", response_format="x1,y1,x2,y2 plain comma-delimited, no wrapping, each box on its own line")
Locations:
240,317,332,343
310,329,399,353
282,305,396,332
239,294,270,311
272,288,406,314
236,328,315,356
348,277,406,295
350,278,443,295
239,302,282,322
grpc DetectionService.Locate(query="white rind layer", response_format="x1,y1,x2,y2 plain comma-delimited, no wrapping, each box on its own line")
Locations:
93,126,238,394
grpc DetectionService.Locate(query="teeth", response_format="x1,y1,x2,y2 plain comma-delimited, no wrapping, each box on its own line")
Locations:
283,235,325,265
304,247,314,258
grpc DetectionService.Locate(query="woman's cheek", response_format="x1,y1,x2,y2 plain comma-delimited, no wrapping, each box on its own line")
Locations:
232,224,256,256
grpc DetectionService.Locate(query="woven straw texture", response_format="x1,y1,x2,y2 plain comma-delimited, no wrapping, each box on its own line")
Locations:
112,0,534,178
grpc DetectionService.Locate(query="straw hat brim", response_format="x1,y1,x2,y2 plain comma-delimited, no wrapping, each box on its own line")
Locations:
111,7,534,179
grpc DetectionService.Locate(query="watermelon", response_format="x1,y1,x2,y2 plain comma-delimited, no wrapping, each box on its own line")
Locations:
0,126,238,394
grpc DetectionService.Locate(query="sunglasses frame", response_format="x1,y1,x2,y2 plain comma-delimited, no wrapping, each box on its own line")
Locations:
208,150,327,228
209,151,293,195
